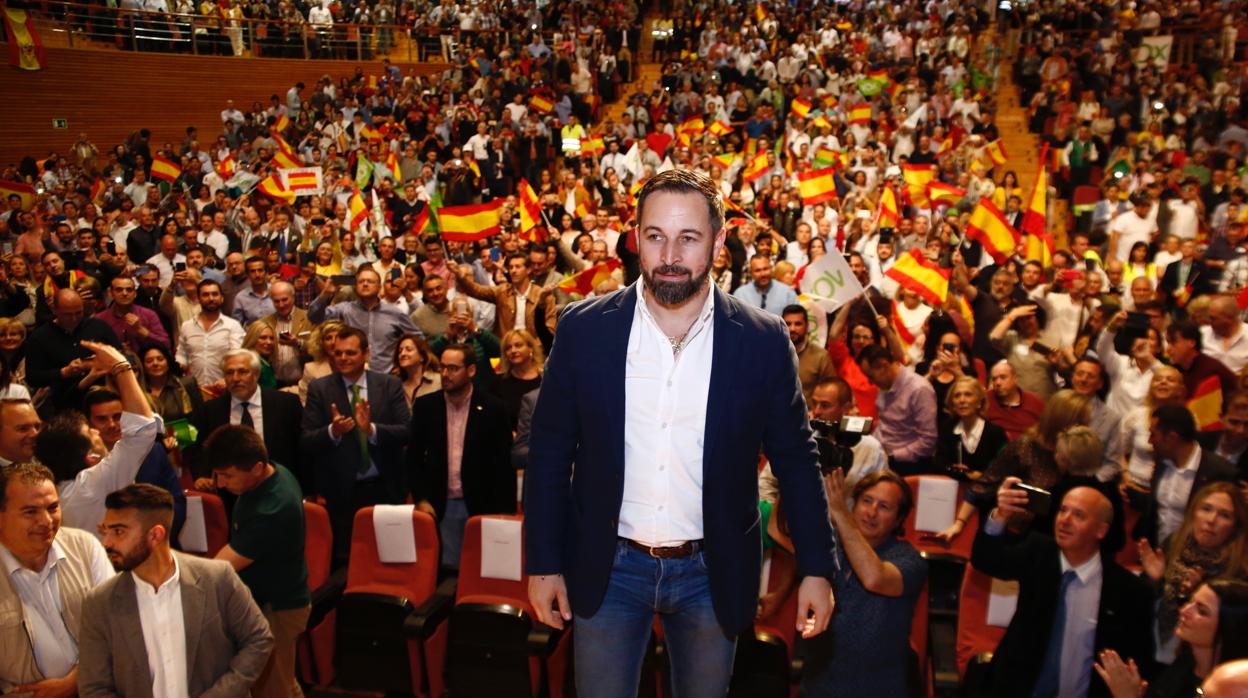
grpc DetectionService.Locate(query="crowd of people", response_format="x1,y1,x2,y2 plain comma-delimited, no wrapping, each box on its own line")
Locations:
3,0,1248,694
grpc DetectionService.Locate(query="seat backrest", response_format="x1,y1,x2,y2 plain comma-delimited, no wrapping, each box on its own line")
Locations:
184,490,229,558
346,507,440,604
457,514,530,611
303,500,332,591
955,564,1010,677
909,578,930,669
753,548,798,651
902,476,978,561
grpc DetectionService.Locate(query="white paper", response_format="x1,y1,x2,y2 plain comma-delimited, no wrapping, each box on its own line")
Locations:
759,550,773,595
986,578,1020,627
373,505,417,564
179,496,207,554
480,517,523,581
914,477,959,533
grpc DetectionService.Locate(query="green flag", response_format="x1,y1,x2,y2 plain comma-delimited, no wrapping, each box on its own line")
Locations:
355,157,374,190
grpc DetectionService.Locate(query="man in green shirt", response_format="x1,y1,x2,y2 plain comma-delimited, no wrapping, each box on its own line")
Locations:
204,424,309,698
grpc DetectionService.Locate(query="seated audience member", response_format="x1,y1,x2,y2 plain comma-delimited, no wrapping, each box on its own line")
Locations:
1136,482,1248,666
392,333,442,407
34,340,161,534
1119,366,1187,511
1136,405,1238,546
800,470,928,696
409,344,515,569
973,478,1155,698
1096,580,1248,698
857,344,937,474
138,343,203,423
79,484,274,696
0,462,112,695
985,360,1046,439
934,375,1009,479
203,425,310,698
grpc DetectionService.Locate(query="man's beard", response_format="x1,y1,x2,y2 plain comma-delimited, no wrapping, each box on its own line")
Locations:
642,262,710,306
107,539,151,572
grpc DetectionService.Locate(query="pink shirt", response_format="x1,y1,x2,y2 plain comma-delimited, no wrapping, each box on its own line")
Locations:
444,387,472,499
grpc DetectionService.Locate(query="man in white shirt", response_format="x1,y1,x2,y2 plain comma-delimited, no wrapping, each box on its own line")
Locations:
34,340,161,536
145,234,187,288
1108,194,1160,262
1143,405,1238,544
0,462,113,695
221,100,245,126
177,279,245,391
1200,295,1248,372
80,484,274,697
1166,182,1202,240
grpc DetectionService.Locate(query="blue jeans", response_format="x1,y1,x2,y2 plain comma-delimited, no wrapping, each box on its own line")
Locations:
573,540,737,698
440,498,468,569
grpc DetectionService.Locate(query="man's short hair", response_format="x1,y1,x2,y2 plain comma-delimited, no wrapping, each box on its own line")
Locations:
850,470,914,537
856,344,893,367
336,326,369,351
34,412,92,483
1167,319,1203,350
105,483,174,530
82,388,122,414
0,461,55,511
782,304,807,318
1152,404,1198,442
222,348,261,373
197,279,222,296
442,342,477,367
814,377,854,406
635,169,725,236
355,266,381,283
202,424,269,472
505,252,528,268
244,255,265,268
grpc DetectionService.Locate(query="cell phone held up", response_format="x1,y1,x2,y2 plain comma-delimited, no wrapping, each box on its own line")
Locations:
1010,482,1052,517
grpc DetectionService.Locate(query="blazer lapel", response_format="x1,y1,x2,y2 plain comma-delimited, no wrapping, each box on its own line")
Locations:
114,574,154,697
180,556,206,675
602,286,637,482
703,286,743,477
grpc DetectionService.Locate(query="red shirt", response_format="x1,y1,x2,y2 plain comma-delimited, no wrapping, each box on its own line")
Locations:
986,389,1045,440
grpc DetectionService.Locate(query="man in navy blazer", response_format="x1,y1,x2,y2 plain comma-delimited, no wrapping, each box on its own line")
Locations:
525,170,838,697
301,327,411,563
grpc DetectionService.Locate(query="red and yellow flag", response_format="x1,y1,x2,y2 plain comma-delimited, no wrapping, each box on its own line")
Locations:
754,3,768,22
275,134,295,156
348,189,369,230
0,180,36,210
966,199,1020,264
285,170,319,193
3,8,46,70
257,175,295,204
877,185,901,224
742,151,770,183
559,258,622,296
272,149,302,170
1021,144,1054,266
892,303,917,352
984,139,1008,166
902,163,936,208
385,150,402,183
530,95,554,114
797,168,838,206
711,153,738,170
709,121,732,137
885,249,949,307
89,178,106,203
926,181,965,207
935,136,953,156
581,137,605,157
679,116,705,135
412,206,433,237
518,179,544,241
150,155,182,183
438,199,504,242
848,105,872,125
1188,376,1224,432
216,153,236,178
791,98,813,119
274,113,290,133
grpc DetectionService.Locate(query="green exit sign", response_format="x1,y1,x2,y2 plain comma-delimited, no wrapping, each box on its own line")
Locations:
52,119,68,129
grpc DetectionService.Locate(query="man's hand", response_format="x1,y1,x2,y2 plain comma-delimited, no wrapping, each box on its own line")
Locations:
528,573,572,629
12,673,78,698
353,398,371,438
822,468,850,521
795,576,834,638
81,339,128,374
992,476,1028,522
330,403,357,438
415,500,436,516
61,357,90,379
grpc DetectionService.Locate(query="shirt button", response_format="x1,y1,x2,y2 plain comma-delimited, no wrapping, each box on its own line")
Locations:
661,422,668,429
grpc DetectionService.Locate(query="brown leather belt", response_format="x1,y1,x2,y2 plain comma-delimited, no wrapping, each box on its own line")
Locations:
622,538,702,559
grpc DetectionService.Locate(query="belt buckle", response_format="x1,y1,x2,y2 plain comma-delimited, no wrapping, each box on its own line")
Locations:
647,544,662,558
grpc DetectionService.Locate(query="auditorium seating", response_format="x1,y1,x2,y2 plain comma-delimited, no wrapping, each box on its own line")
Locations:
182,489,229,558
903,475,978,562
730,547,800,698
299,500,343,688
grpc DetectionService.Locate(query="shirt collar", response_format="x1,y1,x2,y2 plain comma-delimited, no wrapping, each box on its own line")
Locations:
1060,550,1103,584
0,538,67,579
952,416,984,439
135,554,180,595
1175,444,1202,473
230,387,262,409
635,278,716,337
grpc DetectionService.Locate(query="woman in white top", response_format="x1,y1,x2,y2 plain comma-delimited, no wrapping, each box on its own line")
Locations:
1120,365,1186,506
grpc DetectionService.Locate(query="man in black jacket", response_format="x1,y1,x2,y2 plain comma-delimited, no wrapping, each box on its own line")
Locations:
972,478,1154,698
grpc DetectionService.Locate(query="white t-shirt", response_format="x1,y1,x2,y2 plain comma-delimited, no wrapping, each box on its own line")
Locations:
1110,211,1158,261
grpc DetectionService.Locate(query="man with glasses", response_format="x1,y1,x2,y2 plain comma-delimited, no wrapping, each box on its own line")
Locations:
96,274,171,354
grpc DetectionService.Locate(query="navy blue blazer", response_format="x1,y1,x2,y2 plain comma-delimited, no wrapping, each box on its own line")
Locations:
524,283,838,636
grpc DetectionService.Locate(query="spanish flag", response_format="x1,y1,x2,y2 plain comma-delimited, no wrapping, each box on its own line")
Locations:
790,98,813,119
742,151,770,183
966,199,1020,264
0,180,36,210
4,8,46,70
385,150,402,183
813,147,846,169
581,137,605,157
711,153,738,170
530,95,554,114
274,114,290,133
1020,144,1054,266
216,153,236,178
822,94,839,110
360,125,383,142
892,303,917,352
709,120,732,137
584,93,599,113
412,206,434,237
256,175,295,204
628,178,646,208
679,116,705,136
754,3,768,22
348,189,369,230
89,178,106,203
953,293,975,335
935,136,953,156
272,149,302,170
438,199,504,242
559,258,622,296
927,181,965,207
275,134,296,156
518,178,544,241
797,168,838,206
848,105,872,125
1188,376,1224,432
150,155,183,183
885,249,949,307
877,185,901,224
812,114,833,130
903,163,935,208
285,169,320,193
984,139,1008,167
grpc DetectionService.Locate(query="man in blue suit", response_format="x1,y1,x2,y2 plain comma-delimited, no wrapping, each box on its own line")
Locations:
526,169,838,697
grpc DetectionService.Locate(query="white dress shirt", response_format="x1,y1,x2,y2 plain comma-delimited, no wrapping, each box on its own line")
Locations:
144,252,187,287
59,412,163,535
1156,445,1202,542
134,557,188,698
1201,323,1248,373
953,416,986,457
1096,329,1156,419
0,537,112,680
229,388,264,437
176,314,245,386
1057,551,1103,698
620,281,716,547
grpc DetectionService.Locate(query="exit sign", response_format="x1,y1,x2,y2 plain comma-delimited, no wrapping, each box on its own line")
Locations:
52,119,68,129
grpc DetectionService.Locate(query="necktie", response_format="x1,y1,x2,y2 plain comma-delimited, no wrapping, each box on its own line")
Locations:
350,384,371,474
759,288,768,310
239,402,254,429
1033,569,1079,698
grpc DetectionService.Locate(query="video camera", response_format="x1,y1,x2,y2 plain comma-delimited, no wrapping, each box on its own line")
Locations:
811,416,873,475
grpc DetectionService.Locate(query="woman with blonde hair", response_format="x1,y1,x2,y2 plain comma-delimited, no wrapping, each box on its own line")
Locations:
298,320,344,403
241,321,278,389
492,328,544,430
391,333,441,406
931,376,1009,543
0,317,29,390
1120,365,1186,510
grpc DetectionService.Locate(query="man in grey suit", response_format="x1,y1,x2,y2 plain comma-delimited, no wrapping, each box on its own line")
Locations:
78,484,274,697
301,326,412,563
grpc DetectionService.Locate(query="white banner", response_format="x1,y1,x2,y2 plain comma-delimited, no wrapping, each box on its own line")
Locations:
1134,35,1172,68
280,166,325,196
798,250,865,312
